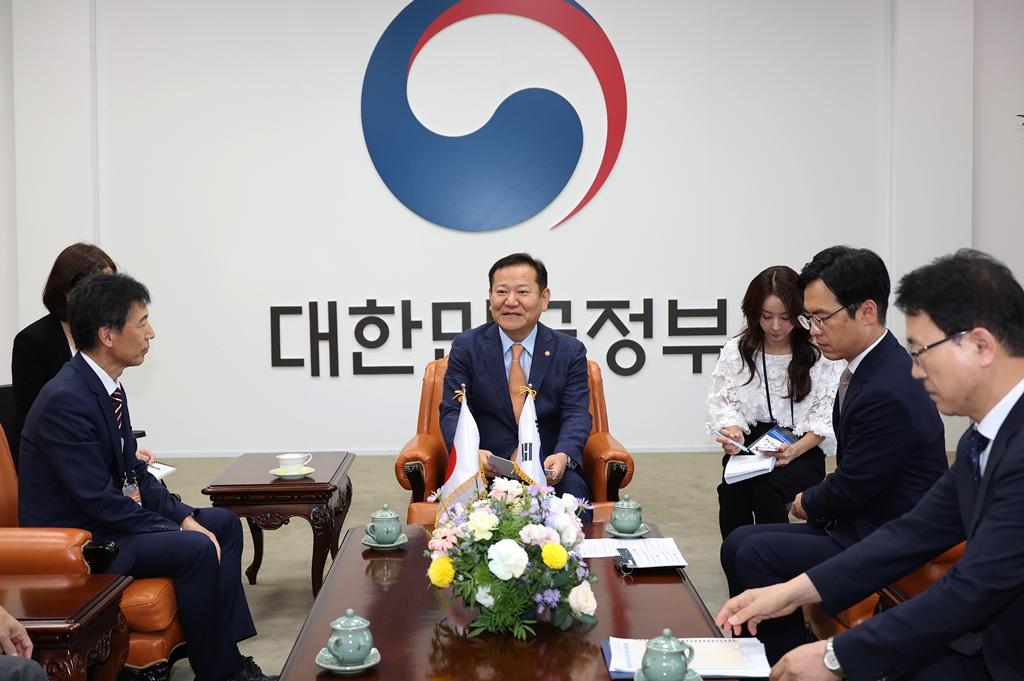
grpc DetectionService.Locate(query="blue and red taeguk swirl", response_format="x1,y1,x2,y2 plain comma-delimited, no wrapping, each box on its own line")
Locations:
361,0,627,232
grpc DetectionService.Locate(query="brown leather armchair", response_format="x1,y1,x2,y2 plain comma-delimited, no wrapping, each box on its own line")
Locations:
396,356,634,515
0,424,186,681
803,542,967,640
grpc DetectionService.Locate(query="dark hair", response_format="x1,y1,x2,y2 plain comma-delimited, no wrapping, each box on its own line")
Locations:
737,266,821,403
488,253,548,290
68,272,151,352
796,245,890,324
41,243,117,321
896,249,1024,357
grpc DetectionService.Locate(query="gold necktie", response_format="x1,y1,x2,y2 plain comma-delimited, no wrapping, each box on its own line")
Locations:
837,368,853,415
509,344,526,423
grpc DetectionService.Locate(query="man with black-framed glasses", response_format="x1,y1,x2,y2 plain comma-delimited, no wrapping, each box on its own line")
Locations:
720,245,947,665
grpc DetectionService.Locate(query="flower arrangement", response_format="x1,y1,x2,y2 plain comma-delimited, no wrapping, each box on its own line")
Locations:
425,478,598,640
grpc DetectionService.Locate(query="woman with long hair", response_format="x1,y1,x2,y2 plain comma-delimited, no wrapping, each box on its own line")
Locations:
707,265,844,540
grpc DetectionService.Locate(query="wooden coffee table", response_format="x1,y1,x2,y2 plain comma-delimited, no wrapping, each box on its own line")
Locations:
278,523,725,680
0,573,132,681
201,451,355,597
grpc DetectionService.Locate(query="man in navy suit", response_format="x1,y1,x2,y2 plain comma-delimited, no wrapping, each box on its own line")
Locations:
720,246,947,663
718,249,1024,680
439,253,593,520
18,273,276,681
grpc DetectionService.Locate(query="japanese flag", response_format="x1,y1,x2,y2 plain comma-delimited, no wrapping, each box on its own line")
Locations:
515,391,547,487
437,392,485,522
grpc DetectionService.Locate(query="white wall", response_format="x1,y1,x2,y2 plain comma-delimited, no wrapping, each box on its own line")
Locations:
1,0,1017,455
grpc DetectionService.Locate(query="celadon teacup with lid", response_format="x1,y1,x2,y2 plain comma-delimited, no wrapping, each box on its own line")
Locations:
365,504,401,545
326,609,374,665
641,628,696,681
610,495,643,534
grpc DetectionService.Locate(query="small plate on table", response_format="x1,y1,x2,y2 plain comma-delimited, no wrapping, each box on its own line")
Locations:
270,467,315,480
316,647,381,675
361,534,408,552
605,523,651,539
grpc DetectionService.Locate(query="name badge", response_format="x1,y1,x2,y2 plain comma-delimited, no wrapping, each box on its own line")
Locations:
122,479,142,505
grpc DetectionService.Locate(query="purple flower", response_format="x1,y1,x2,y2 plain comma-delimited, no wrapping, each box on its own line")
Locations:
541,589,561,608
575,565,590,580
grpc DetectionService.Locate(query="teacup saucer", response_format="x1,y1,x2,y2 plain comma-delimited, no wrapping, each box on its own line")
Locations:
362,534,408,551
605,523,651,539
270,467,314,480
316,647,380,675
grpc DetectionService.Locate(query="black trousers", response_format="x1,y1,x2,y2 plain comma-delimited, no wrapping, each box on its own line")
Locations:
718,421,826,540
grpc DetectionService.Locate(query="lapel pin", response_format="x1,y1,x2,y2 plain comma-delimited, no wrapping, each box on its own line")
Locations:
544,351,551,357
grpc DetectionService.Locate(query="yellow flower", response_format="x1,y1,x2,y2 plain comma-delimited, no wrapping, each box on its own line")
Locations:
428,556,455,588
542,543,568,570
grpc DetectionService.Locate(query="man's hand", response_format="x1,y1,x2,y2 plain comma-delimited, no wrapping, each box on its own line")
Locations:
181,515,221,562
716,426,745,455
715,575,821,636
136,448,156,466
544,453,569,485
790,492,808,520
478,449,497,476
0,605,33,658
770,641,834,681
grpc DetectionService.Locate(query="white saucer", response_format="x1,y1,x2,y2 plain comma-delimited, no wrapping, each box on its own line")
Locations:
270,467,314,480
316,647,380,675
361,534,408,551
605,522,651,538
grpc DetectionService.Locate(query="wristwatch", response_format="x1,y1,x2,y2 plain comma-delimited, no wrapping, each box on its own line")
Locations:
824,637,844,677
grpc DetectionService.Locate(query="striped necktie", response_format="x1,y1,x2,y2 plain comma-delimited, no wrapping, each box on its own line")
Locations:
111,387,123,431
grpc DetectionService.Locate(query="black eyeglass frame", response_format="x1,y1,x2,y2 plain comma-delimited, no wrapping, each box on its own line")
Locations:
906,330,969,365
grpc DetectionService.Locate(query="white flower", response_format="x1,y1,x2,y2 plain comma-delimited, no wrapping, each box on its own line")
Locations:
476,585,495,608
491,477,524,497
561,493,581,515
546,496,566,516
487,539,529,580
568,581,597,616
554,513,578,546
466,510,499,540
519,523,560,547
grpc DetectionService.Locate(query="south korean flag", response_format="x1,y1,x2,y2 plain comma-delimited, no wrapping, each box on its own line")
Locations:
516,389,548,488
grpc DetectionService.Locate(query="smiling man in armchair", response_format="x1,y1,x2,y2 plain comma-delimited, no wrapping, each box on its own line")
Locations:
439,253,594,521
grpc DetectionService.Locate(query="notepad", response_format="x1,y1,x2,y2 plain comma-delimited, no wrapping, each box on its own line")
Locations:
147,462,176,481
605,636,772,678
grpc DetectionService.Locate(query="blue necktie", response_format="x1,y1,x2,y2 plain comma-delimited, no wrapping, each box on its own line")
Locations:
965,428,990,492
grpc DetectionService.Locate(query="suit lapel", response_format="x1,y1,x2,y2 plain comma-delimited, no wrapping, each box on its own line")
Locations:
70,354,123,465
968,394,1024,534
529,324,553,396
839,331,895,424
482,324,516,425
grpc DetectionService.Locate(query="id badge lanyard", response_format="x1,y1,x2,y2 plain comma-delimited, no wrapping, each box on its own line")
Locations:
113,399,142,505
761,342,795,430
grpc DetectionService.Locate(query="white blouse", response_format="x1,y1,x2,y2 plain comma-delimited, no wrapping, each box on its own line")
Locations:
706,336,845,456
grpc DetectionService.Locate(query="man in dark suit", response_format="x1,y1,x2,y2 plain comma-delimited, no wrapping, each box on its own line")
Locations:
439,253,593,520
720,246,947,663
18,273,276,681
718,249,1024,680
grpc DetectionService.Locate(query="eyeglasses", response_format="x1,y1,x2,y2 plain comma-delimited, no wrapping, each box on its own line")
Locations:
906,330,969,365
798,308,846,332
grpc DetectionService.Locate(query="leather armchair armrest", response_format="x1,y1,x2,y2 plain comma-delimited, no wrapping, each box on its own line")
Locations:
582,432,634,502
395,433,449,501
0,527,92,575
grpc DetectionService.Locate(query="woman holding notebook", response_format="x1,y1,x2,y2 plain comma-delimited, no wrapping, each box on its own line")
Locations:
707,266,843,540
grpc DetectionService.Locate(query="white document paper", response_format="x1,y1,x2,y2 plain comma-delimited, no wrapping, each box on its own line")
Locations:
609,637,771,678
723,452,776,484
147,462,176,481
579,537,687,567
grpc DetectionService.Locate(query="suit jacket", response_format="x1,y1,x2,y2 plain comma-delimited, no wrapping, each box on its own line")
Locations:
439,322,593,468
18,353,193,567
801,331,947,548
10,313,73,467
809,392,1024,680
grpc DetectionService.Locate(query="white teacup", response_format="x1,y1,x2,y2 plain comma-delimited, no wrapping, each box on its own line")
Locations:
277,453,312,473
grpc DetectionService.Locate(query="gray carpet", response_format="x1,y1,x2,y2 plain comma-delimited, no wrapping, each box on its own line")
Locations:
165,451,836,680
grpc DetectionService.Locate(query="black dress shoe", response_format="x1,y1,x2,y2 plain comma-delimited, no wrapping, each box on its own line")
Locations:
213,656,278,681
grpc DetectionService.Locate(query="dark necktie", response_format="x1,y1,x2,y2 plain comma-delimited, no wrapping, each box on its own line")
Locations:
837,368,853,415
509,344,526,423
965,427,990,492
111,387,123,431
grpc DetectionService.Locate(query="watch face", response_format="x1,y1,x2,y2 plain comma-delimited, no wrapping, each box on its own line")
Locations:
824,649,842,671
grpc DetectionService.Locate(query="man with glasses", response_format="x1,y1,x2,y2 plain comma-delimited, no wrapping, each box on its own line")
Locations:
719,249,1024,680
720,246,947,664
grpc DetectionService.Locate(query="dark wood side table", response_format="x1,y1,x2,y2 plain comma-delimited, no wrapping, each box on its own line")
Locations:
0,573,132,681
201,451,355,597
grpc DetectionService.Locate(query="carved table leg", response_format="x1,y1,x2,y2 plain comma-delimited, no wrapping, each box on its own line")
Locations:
331,477,353,558
39,649,83,681
308,504,334,598
245,516,264,585
90,609,128,681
